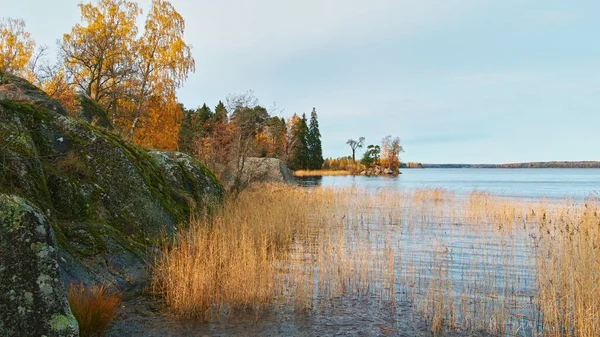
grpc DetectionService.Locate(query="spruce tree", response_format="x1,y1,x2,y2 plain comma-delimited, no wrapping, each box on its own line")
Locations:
299,113,310,169
197,103,213,123
307,107,324,169
288,113,310,170
213,100,228,122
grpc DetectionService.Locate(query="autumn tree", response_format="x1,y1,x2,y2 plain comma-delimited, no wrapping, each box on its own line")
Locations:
0,18,35,76
61,0,140,107
128,0,195,145
224,91,272,194
39,65,78,114
346,136,365,163
133,92,181,150
380,136,404,172
307,108,323,170
263,117,287,158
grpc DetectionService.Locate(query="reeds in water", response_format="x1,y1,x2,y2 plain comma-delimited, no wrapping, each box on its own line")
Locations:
152,184,600,336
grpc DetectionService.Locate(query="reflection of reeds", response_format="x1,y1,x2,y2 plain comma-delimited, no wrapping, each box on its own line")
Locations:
294,169,352,176
153,184,599,336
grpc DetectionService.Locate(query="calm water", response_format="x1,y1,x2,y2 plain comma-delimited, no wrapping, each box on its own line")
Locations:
111,169,598,336
297,168,600,199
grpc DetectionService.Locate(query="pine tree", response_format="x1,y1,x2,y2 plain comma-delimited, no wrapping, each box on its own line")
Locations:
307,107,324,169
213,100,227,122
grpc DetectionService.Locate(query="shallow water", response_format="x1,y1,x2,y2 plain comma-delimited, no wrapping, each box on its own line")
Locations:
297,168,600,199
110,170,594,336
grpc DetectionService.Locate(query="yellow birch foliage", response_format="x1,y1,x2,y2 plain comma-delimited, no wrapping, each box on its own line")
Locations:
133,93,182,151
40,67,77,114
128,0,195,143
0,18,35,75
61,0,140,103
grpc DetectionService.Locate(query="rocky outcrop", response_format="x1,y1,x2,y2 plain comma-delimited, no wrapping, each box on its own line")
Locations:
0,195,78,337
359,165,400,176
222,157,295,187
0,71,224,333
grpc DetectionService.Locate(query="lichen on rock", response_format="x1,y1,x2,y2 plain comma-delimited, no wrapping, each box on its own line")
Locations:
0,194,78,337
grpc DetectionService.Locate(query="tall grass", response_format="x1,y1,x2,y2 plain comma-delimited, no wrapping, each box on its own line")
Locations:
151,185,314,320
67,283,121,337
152,184,600,336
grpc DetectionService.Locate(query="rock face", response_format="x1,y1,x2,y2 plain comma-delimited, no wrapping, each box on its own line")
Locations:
0,71,224,332
223,157,295,186
0,195,78,337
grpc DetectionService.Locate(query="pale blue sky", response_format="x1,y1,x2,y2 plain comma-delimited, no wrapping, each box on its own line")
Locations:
3,0,599,163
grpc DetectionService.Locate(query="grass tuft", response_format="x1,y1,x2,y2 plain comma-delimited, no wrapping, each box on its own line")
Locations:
67,283,121,337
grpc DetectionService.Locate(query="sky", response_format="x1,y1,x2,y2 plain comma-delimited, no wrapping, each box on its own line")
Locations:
3,0,600,164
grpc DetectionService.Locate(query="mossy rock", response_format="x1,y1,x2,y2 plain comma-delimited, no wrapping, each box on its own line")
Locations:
0,72,224,293
74,94,111,129
0,194,78,337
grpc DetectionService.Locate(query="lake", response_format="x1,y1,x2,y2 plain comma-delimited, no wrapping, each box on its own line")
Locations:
297,168,600,199
110,169,599,337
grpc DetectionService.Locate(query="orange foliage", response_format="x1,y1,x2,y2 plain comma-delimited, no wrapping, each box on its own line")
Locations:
193,121,236,174
40,67,77,114
133,93,182,151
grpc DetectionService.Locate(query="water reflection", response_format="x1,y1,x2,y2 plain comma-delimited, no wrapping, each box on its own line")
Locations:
296,168,600,199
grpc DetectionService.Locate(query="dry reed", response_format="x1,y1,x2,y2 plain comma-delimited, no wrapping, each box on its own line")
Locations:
152,184,599,336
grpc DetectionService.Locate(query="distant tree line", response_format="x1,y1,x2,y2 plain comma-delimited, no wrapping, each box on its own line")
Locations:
421,162,600,169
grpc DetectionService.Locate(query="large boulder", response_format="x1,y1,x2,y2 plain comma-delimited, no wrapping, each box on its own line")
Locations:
0,194,78,337
222,157,295,187
0,70,224,291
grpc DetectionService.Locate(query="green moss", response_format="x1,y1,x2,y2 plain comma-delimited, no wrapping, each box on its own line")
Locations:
75,94,111,128
0,71,8,85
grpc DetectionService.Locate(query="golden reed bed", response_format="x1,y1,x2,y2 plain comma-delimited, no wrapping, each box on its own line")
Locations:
151,185,600,336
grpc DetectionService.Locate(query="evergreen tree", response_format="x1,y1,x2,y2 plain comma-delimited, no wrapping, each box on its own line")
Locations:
307,107,324,169
213,100,227,122
197,103,213,123
177,105,195,153
178,103,211,154
299,113,310,169
287,113,309,170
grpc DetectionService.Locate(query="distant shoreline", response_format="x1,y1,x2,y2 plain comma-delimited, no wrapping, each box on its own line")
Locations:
413,161,600,169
